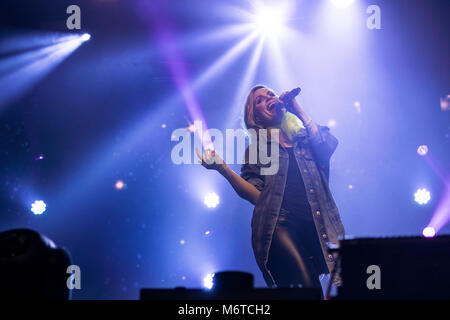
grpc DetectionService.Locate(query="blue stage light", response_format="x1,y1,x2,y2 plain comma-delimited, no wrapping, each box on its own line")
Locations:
203,273,215,290
414,188,431,205
31,200,47,215
81,33,91,42
204,192,220,208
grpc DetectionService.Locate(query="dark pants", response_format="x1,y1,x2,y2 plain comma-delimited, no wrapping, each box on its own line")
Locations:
267,208,328,290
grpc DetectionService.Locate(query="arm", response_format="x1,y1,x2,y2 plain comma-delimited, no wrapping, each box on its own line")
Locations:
196,148,261,205
219,164,261,205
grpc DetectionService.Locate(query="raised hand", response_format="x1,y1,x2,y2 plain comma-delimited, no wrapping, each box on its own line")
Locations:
195,147,225,171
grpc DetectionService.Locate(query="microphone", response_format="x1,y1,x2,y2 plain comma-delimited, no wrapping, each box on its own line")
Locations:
280,87,301,104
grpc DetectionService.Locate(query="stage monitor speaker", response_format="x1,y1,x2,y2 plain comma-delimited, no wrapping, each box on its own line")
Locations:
335,235,450,299
141,271,322,300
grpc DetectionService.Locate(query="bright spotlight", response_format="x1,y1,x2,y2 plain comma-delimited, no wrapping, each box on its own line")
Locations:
204,230,213,238
204,192,220,208
440,94,450,111
327,119,337,128
330,0,356,8
414,188,431,205
417,145,429,156
203,273,215,290
423,226,436,238
31,200,47,215
80,33,91,42
252,4,287,38
115,180,125,190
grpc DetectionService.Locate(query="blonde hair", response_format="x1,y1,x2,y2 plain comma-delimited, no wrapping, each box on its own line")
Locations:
243,84,267,131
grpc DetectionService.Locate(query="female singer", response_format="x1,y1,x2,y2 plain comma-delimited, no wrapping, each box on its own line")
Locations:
196,85,345,292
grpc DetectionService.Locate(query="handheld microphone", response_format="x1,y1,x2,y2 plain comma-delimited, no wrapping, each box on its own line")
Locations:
280,87,301,104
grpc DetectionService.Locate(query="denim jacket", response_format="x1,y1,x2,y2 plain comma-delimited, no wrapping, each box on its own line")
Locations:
240,123,345,288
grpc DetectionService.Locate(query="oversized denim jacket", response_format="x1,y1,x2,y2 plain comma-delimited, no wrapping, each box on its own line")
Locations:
240,123,345,288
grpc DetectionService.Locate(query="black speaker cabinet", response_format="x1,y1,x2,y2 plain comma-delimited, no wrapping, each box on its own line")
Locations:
335,235,450,299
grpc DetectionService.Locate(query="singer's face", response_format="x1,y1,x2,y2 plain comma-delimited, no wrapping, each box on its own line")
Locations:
253,88,285,128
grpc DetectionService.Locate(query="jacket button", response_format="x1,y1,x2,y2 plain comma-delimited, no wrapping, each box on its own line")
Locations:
327,254,333,260
309,189,314,193
316,211,320,215
303,169,307,173
322,234,327,238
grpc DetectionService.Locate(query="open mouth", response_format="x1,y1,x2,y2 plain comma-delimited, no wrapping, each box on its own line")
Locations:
267,99,277,112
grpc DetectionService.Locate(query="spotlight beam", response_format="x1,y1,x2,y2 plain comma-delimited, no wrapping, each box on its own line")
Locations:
423,152,450,233
49,12,261,216
226,36,265,128
0,36,84,113
49,33,258,216
427,187,450,233
193,31,259,90
170,23,255,53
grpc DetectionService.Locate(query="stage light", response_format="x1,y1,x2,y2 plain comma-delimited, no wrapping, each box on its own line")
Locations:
440,95,450,111
203,273,215,290
330,0,355,8
327,119,337,128
80,33,91,42
414,188,431,205
204,230,213,237
251,3,287,38
115,180,125,190
204,192,220,208
31,200,47,215
417,145,429,156
423,226,436,238
0,33,86,111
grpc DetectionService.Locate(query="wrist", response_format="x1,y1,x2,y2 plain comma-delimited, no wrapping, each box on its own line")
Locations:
217,163,228,175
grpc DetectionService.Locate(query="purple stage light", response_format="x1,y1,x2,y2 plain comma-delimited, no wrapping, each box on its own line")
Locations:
427,187,450,235
422,226,436,238
149,1,214,150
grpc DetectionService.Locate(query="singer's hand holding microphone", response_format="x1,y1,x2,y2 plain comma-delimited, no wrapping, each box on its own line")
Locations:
274,87,301,114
